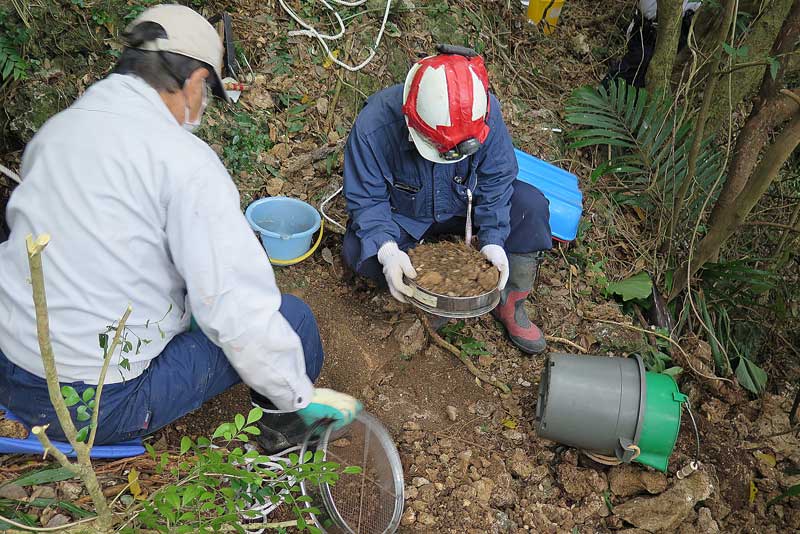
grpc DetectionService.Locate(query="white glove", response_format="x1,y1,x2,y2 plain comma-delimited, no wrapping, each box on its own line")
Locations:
481,244,509,291
377,241,417,303
297,388,363,430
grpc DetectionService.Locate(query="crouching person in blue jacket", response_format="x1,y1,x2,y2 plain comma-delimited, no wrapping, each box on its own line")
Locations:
342,46,552,354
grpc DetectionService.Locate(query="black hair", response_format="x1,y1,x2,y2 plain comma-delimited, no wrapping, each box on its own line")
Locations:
113,21,208,93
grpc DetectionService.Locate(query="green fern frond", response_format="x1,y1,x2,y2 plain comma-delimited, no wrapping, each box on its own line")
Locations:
564,80,722,221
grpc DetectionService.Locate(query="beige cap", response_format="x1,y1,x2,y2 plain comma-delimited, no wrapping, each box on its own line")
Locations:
126,4,228,101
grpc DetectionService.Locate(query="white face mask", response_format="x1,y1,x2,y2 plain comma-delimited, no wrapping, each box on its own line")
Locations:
182,81,208,133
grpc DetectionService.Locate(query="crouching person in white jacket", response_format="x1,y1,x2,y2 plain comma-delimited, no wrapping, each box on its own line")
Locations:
0,5,360,453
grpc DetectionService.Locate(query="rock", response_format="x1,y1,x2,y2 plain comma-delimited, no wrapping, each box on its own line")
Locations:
457,450,473,471
412,476,430,487
502,429,524,443
530,465,550,484
573,493,607,524
490,485,518,509
446,405,458,422
509,448,535,479
266,178,284,196
696,507,720,533
473,478,495,504
58,481,83,501
614,469,714,532
394,318,426,356
417,484,436,503
494,510,515,532
401,508,416,526
45,514,71,528
417,511,436,526
609,464,669,497
557,463,606,499
315,97,329,116
0,484,27,500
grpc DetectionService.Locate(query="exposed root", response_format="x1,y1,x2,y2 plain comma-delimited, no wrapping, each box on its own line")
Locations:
417,311,511,394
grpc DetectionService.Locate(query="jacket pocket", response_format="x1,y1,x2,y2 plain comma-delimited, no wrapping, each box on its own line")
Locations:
389,180,424,218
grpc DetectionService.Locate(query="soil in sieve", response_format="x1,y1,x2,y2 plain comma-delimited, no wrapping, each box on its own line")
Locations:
408,241,499,297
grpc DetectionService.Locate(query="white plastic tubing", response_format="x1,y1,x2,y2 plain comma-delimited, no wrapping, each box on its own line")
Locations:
278,0,394,72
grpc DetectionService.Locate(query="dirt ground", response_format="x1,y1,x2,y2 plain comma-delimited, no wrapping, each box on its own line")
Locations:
1,1,799,532
154,235,800,534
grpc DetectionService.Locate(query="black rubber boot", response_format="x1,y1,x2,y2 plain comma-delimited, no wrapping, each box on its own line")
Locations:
250,391,311,455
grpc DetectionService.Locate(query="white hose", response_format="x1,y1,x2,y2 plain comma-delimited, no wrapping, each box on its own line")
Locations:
278,0,393,72
0,163,21,185
320,185,346,233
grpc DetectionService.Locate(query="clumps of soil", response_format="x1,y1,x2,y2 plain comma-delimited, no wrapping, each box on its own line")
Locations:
0,411,29,439
408,241,499,297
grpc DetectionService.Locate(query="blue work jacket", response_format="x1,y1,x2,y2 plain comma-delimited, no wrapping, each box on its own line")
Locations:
343,84,518,268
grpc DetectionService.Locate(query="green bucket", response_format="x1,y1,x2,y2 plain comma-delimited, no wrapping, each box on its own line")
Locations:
635,372,688,472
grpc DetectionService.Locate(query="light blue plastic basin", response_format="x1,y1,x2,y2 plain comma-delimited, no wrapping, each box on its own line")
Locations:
245,197,321,262
515,149,583,242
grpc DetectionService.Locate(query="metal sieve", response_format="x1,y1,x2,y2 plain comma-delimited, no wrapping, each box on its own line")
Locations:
299,412,404,534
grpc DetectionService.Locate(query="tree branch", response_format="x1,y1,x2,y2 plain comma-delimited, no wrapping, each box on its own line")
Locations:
671,112,800,298
87,305,132,449
26,234,79,444
646,0,686,95
25,234,114,531
667,0,735,248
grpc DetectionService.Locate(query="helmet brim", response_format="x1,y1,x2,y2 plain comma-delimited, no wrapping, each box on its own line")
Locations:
406,122,467,164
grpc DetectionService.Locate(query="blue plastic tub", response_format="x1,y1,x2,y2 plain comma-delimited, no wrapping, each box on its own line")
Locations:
514,149,583,242
245,197,321,262
0,404,145,459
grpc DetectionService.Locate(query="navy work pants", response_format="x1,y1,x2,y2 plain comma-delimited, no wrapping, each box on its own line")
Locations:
0,294,324,444
343,180,552,282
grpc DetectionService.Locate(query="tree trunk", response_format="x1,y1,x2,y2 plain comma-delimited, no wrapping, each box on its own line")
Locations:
670,112,800,299
706,1,800,228
705,0,795,133
646,0,685,95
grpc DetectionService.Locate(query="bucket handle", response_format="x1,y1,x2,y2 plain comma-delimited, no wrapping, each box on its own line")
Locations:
269,219,325,266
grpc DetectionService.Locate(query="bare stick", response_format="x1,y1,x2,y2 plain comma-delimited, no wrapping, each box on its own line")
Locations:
417,312,511,394
25,234,114,530
592,318,733,384
544,335,587,353
26,234,80,444
88,304,132,448
31,425,79,475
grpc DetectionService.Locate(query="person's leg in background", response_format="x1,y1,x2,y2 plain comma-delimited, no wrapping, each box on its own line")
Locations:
341,223,419,286
492,181,552,355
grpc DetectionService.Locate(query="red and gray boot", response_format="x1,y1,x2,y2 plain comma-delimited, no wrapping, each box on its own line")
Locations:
491,252,546,355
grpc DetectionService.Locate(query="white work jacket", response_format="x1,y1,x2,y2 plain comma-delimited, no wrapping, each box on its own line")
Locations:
0,74,312,410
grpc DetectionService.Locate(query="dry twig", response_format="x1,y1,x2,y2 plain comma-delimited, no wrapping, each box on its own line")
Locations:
417,312,511,394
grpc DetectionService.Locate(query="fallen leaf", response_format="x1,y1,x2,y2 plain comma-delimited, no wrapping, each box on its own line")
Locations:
321,247,334,265
754,451,776,467
501,419,518,429
749,480,757,505
128,468,146,501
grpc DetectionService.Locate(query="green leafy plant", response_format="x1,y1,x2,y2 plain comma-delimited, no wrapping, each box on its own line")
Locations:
121,407,359,533
564,80,722,219
220,112,274,176
60,385,96,442
440,320,491,359
768,483,800,507
606,272,653,302
0,9,29,82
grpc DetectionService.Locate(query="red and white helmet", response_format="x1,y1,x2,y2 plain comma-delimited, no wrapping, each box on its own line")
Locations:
402,49,490,163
